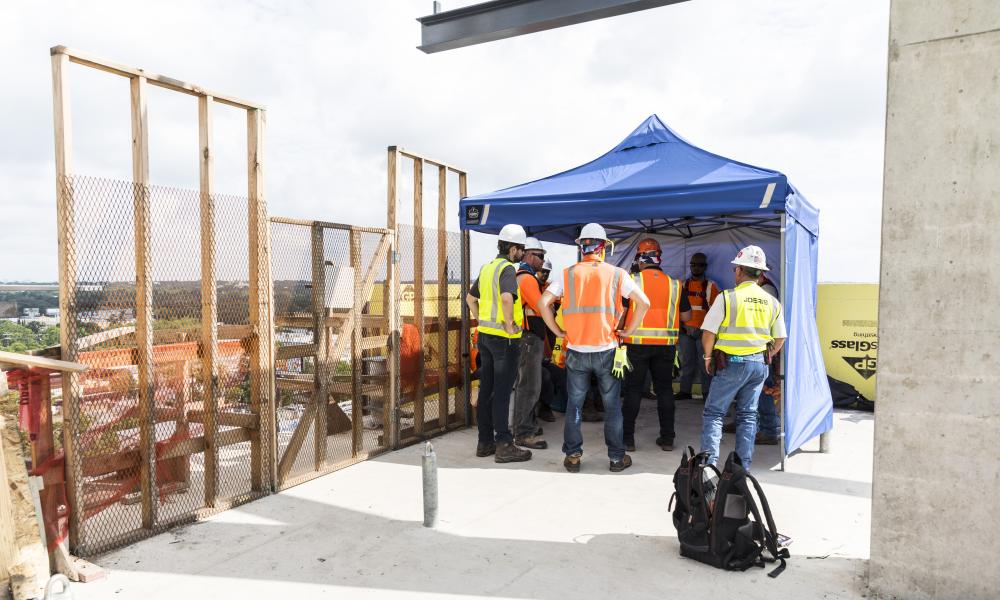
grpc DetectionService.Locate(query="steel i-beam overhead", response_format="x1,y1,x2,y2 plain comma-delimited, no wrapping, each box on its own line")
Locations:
417,0,690,53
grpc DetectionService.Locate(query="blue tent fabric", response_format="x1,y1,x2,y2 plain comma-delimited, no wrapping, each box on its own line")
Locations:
459,115,833,455
460,115,791,244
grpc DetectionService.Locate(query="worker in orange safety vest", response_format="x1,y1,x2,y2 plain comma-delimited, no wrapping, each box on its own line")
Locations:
620,238,691,452
538,223,649,473
676,252,721,401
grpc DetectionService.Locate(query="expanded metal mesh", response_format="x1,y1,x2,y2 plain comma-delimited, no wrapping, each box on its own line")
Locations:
269,219,394,489
58,175,269,556
395,224,466,444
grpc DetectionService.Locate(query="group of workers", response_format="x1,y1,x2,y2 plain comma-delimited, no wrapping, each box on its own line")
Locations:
467,222,786,473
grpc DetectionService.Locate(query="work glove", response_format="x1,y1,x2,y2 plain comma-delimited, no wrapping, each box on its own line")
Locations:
611,345,631,379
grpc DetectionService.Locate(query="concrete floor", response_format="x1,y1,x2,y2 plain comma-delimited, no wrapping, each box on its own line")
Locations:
73,399,873,599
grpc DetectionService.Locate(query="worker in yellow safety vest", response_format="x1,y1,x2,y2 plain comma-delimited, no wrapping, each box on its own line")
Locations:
620,238,691,452
699,245,787,471
465,223,532,464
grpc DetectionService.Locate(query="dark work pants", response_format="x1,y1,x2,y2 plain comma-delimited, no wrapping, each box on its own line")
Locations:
622,344,677,444
476,332,520,444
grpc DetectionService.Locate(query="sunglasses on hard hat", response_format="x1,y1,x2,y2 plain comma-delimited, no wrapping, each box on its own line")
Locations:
525,251,545,259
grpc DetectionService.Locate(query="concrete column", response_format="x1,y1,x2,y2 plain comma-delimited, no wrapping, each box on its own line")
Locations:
871,2,1000,599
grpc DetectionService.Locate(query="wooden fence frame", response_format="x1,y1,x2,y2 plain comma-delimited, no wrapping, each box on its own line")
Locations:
386,147,472,440
50,46,275,553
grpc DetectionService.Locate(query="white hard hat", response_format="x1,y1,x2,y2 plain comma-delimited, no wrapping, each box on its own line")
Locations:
498,224,527,245
541,259,552,271
524,237,546,253
575,223,609,244
731,245,769,271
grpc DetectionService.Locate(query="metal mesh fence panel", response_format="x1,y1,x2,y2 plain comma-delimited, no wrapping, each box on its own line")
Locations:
269,219,394,490
395,224,466,444
59,175,267,555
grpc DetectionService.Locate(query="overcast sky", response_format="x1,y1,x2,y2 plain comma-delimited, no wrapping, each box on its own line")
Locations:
0,0,888,283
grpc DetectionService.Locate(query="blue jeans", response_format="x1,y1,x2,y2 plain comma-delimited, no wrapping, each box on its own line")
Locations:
757,375,780,437
563,349,625,461
700,356,768,471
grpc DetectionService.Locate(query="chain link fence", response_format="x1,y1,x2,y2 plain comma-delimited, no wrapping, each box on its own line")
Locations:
54,173,469,556
58,175,270,556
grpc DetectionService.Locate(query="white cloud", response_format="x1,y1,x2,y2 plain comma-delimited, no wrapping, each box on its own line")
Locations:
0,0,888,282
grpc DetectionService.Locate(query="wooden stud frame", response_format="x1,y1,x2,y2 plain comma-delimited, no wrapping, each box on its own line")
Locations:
386,147,470,441
50,46,273,551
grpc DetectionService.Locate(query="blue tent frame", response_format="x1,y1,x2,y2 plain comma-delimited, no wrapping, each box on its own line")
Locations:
459,115,832,462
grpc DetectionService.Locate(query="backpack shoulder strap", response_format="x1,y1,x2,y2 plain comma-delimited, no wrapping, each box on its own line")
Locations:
742,473,789,578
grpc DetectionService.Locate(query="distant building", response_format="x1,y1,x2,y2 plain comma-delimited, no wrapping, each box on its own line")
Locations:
0,301,15,318
44,308,60,317
23,307,40,318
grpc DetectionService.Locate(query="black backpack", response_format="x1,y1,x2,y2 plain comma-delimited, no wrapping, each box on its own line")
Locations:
670,447,789,577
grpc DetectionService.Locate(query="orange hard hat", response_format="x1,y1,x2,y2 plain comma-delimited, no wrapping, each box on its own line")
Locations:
637,238,661,254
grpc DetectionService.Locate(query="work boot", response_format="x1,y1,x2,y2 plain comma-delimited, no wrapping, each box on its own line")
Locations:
756,433,780,445
655,437,674,451
564,453,582,473
625,439,636,452
722,421,737,434
515,435,548,450
610,454,633,472
674,391,693,401
476,442,496,457
495,441,532,463
538,406,556,422
536,426,544,436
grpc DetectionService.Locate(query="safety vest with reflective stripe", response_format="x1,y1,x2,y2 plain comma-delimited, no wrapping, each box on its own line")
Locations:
623,268,682,345
477,257,523,339
683,278,720,328
561,258,626,348
715,281,779,356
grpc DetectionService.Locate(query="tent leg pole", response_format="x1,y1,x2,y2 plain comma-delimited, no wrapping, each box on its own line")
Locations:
819,431,831,453
779,211,787,472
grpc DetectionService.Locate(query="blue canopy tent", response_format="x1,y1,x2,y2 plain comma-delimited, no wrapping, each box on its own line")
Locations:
459,115,832,463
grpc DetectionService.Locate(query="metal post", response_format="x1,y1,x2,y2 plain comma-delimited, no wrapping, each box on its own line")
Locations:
778,211,787,472
422,441,438,527
819,431,831,453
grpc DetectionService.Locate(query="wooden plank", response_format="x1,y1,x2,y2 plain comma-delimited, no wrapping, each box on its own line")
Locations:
358,336,388,352
275,344,317,360
51,50,85,552
199,94,219,509
397,148,465,174
277,401,316,485
186,410,259,430
312,224,328,471
247,107,274,492
413,158,426,437
50,46,264,110
386,149,400,449
350,230,362,456
130,74,157,530
459,173,470,425
437,165,449,430
0,351,87,373
275,376,314,392
269,215,390,235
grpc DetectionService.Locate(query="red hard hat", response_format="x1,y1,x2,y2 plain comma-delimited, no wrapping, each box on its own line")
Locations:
637,238,661,254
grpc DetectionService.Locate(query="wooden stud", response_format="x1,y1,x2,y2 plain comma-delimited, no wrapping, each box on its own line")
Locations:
277,402,316,485
437,166,448,430
458,173,471,425
312,224,328,471
50,46,263,111
412,158,425,437
386,148,400,448
130,74,157,530
199,94,219,508
51,50,85,551
350,229,363,456
247,108,274,492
